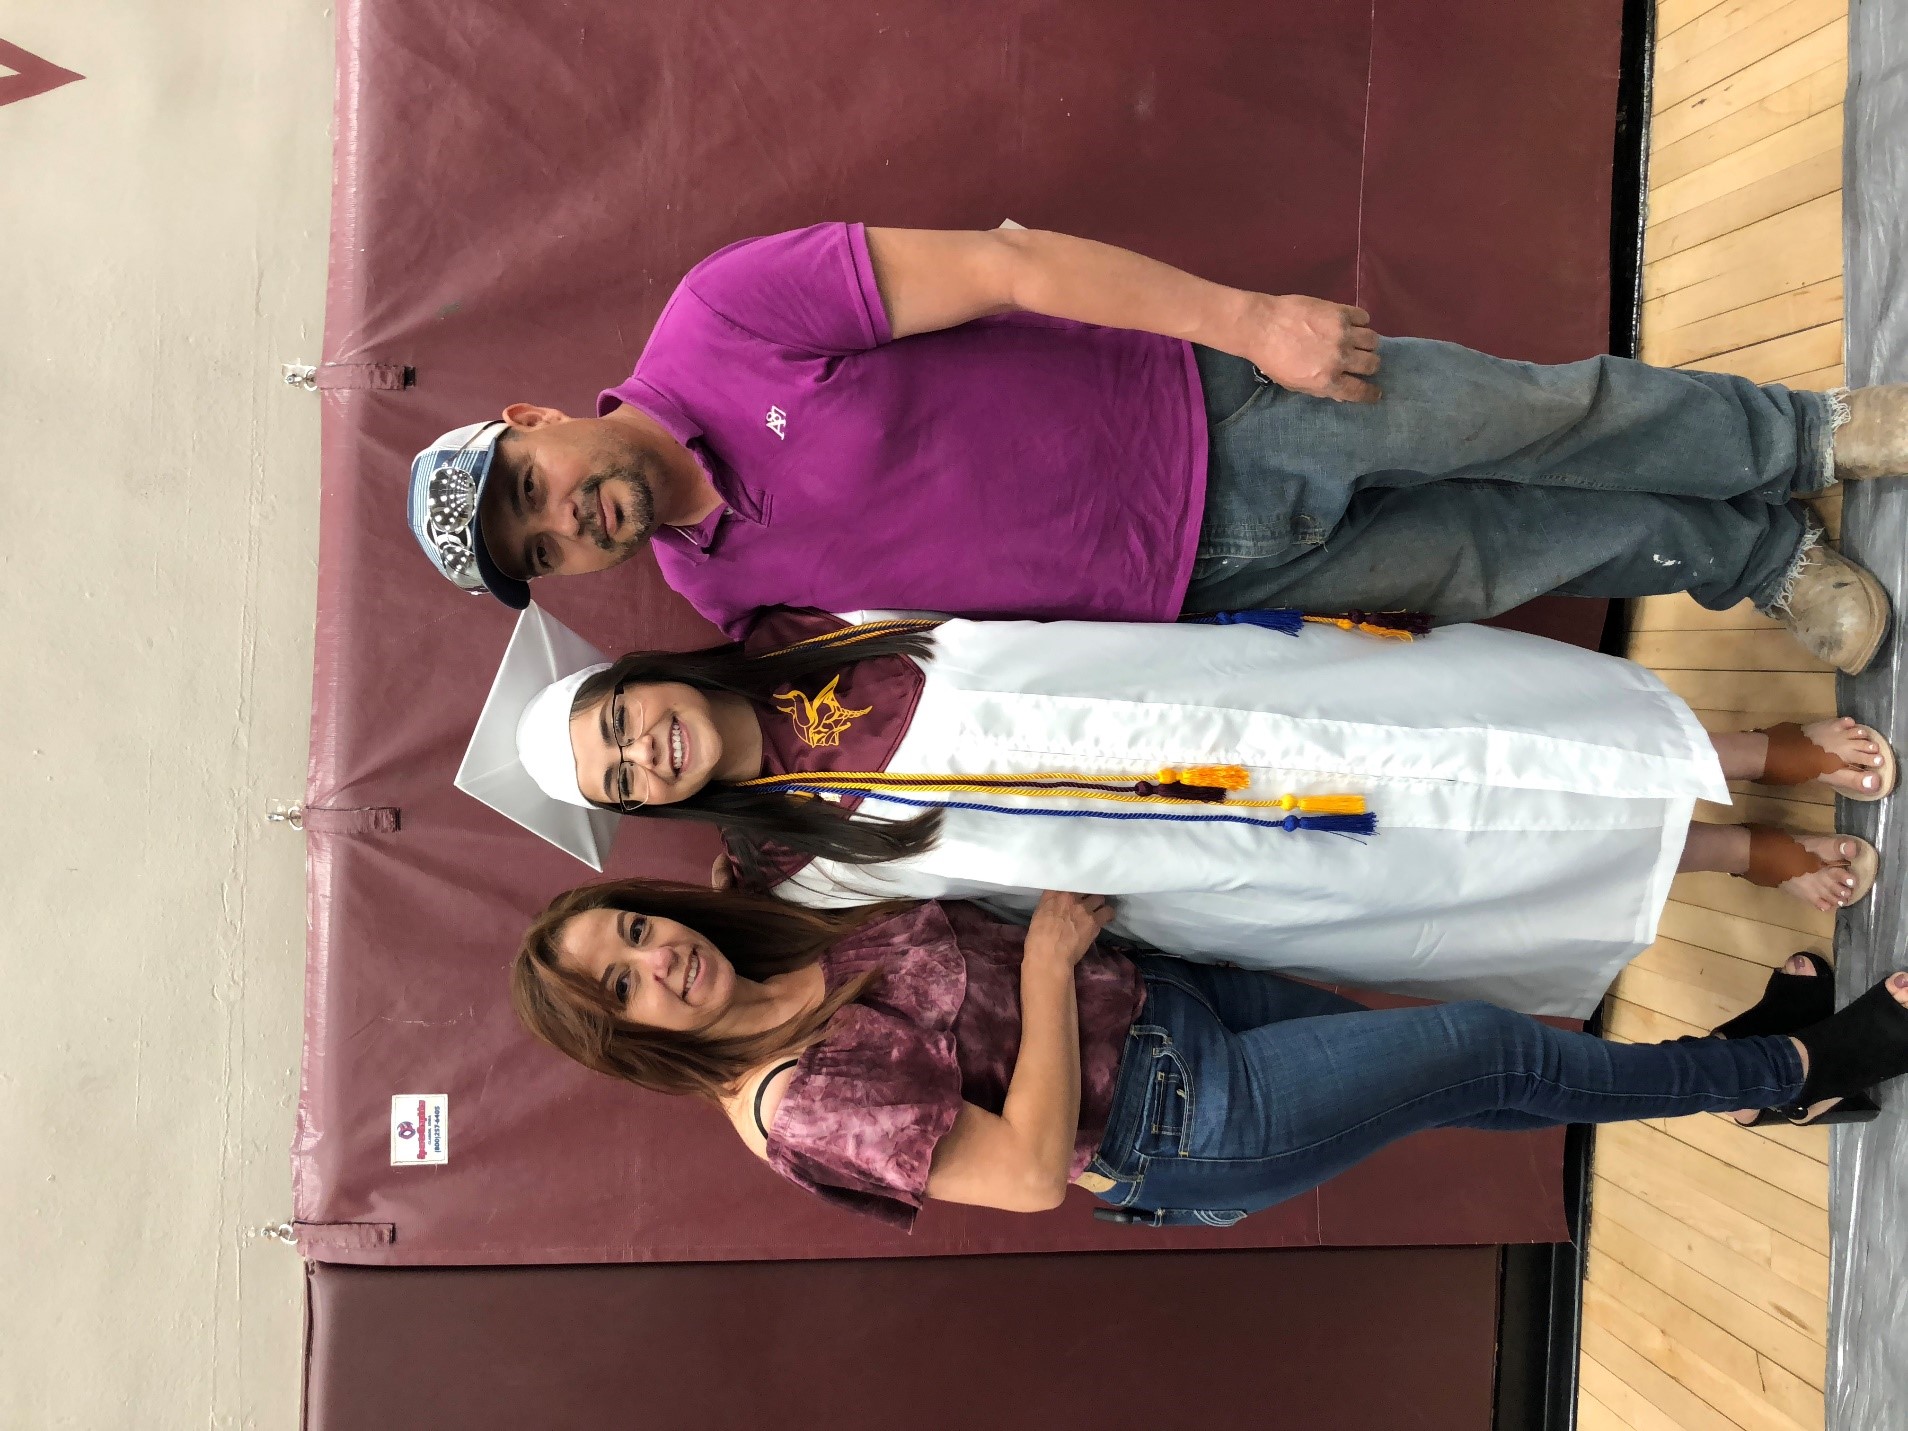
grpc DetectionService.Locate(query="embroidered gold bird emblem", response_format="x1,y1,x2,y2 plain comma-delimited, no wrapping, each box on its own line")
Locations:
775,674,872,748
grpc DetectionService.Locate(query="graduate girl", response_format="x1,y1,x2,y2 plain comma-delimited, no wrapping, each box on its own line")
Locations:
494,608,1892,1017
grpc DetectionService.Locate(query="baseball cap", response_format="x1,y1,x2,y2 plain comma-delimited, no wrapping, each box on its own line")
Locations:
407,420,531,608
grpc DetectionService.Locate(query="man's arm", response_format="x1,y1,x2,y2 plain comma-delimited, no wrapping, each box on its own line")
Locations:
864,226,1381,403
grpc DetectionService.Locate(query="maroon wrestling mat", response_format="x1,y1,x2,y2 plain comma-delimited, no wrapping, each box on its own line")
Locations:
305,1248,1505,1431
298,0,1621,1266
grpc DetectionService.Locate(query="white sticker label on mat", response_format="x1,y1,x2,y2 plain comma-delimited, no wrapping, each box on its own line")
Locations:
390,1093,449,1166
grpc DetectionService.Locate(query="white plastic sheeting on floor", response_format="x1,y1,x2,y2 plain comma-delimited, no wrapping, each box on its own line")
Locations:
1826,4,1908,1426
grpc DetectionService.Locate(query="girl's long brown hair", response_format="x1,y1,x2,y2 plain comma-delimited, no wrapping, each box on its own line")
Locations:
510,877,909,1102
571,625,943,888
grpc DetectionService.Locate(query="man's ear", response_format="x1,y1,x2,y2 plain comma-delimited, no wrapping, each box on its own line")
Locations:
501,402,570,430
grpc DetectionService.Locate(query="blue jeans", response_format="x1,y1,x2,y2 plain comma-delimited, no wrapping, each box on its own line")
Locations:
1084,957,1805,1227
1181,342,1837,622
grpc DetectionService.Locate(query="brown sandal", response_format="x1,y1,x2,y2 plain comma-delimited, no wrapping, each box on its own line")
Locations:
1739,823,1878,907
1755,720,1896,802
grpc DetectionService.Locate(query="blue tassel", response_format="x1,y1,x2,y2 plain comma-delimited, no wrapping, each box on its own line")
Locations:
1294,812,1379,836
1201,609,1305,636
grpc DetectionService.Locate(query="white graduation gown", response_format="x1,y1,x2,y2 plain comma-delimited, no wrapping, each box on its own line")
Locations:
772,618,1727,1018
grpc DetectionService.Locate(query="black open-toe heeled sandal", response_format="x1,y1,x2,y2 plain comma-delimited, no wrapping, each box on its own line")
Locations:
1749,975,1908,1127
1714,952,1836,1040
1745,1091,1879,1127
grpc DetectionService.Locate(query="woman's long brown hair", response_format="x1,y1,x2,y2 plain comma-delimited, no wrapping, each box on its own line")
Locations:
511,877,910,1102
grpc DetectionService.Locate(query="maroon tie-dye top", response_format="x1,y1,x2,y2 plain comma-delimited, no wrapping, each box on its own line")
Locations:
764,900,1145,1229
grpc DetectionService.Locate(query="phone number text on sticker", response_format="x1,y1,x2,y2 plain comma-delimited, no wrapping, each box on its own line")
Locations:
390,1093,449,1165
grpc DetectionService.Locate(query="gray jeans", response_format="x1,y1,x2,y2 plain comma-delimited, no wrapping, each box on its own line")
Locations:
1180,341,1836,622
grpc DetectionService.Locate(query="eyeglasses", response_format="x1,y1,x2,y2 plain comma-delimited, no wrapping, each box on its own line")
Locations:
606,681,649,813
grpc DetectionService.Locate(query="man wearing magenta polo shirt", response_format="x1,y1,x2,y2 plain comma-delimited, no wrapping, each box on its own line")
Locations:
408,223,1908,672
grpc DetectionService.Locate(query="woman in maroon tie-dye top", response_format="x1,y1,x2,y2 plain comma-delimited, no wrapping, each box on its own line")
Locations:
510,878,1907,1229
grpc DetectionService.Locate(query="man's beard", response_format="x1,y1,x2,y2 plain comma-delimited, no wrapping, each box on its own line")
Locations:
576,462,655,559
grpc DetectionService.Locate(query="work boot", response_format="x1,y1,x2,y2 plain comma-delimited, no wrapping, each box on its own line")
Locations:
1771,544,1891,675
1832,384,1908,481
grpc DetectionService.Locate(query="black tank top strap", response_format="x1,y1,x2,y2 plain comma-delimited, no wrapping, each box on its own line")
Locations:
754,1058,802,1140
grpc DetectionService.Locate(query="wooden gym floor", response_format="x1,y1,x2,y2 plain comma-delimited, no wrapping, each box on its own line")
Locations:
1577,3,1849,1429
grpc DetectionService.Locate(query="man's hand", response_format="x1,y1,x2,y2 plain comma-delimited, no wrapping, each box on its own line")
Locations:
863,226,1383,402
1239,293,1382,403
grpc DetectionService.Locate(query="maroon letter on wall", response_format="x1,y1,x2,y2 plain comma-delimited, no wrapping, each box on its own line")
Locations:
0,39,84,108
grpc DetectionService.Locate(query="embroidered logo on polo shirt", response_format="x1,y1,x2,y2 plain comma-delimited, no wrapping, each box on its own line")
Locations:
766,404,789,439
775,674,870,748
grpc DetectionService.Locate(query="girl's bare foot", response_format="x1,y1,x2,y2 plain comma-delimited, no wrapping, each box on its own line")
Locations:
1766,718,1888,797
1686,823,1878,912
1776,834,1865,912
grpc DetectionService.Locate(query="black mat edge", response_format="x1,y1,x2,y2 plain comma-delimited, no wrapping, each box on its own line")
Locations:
1608,0,1656,363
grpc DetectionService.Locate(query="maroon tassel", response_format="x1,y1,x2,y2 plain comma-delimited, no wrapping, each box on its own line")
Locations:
1135,780,1230,803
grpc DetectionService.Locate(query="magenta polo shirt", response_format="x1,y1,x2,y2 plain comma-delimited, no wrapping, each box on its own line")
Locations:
599,222,1207,637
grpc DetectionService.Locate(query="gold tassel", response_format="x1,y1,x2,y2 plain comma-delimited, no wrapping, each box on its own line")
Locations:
1275,793,1367,815
1156,764,1251,790
1303,616,1417,641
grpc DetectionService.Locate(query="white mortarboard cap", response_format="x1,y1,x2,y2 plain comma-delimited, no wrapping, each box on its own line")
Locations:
456,603,620,870
516,667,609,808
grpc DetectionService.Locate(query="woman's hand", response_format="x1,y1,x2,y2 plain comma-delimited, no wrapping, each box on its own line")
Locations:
710,854,735,890
926,891,1110,1212
1025,891,1115,971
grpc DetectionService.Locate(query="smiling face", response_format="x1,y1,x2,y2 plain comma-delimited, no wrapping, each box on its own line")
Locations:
479,406,658,582
569,679,727,809
553,908,738,1034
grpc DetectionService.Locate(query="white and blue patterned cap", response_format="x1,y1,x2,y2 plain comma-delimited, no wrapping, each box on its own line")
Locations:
406,420,529,608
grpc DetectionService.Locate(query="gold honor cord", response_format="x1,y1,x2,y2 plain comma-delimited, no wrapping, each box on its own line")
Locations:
758,618,945,658
764,612,1426,663
741,768,1368,815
